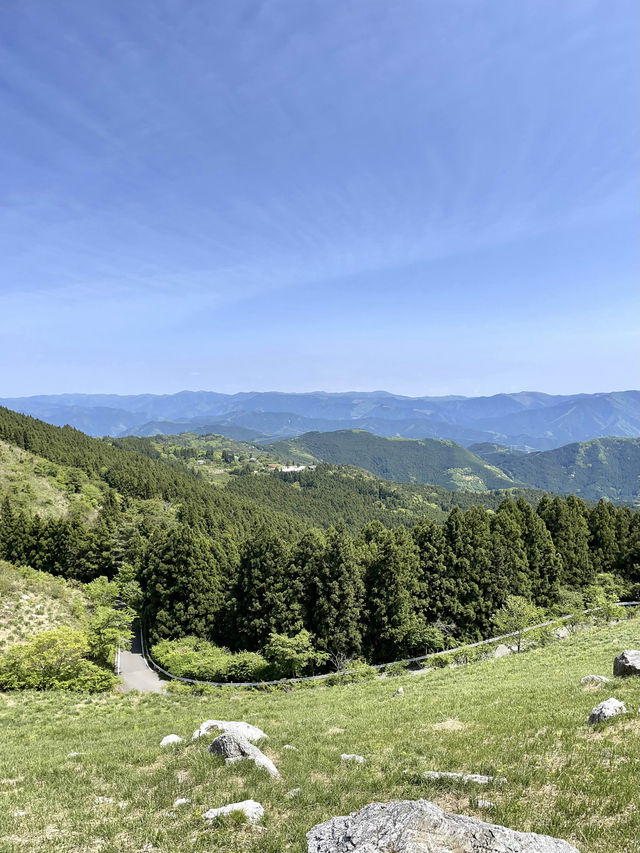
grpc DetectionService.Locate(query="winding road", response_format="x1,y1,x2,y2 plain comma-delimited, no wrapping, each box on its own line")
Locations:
117,628,165,693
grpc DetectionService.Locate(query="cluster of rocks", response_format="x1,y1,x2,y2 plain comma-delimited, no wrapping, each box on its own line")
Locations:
586,649,640,725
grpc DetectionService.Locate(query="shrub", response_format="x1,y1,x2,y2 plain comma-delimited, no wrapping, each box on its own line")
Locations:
263,630,328,678
384,661,409,677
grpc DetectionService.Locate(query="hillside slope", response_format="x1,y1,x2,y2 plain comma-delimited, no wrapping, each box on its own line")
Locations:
268,430,518,490
471,438,640,505
0,620,637,852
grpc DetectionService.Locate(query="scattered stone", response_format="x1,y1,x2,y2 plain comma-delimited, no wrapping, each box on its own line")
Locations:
118,801,128,809
580,675,610,685
20,594,30,600
588,697,627,724
66,751,83,757
283,744,298,751
394,687,404,696
287,787,301,798
13,811,27,817
94,796,115,804
208,732,280,778
192,719,267,742
494,644,512,658
203,799,264,824
160,734,183,746
341,753,365,764
477,799,495,808
173,798,191,808
422,771,506,785
554,626,571,639
306,799,580,853
326,727,345,735
613,650,640,678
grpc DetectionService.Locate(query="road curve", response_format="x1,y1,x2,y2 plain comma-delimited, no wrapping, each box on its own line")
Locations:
118,628,165,693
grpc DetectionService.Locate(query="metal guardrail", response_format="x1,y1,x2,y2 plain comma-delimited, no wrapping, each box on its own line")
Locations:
136,602,639,689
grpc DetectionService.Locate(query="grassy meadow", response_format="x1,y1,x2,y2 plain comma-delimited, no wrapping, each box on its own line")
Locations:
1,619,639,852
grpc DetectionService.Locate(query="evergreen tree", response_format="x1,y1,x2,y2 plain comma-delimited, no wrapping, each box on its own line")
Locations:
233,528,302,651
359,522,421,662
538,495,594,588
303,524,364,658
141,524,224,643
515,498,561,607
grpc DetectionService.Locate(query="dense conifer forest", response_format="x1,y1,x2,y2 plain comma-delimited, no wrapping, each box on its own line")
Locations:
0,406,638,673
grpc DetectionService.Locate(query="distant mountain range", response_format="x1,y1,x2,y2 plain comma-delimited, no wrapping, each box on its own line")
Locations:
269,431,640,504
0,389,637,451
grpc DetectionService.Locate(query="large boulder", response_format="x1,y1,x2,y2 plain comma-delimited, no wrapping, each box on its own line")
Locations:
208,732,280,778
588,697,627,724
306,800,580,853
192,719,267,742
613,650,640,678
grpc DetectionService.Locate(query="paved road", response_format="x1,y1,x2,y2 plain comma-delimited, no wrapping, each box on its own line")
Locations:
118,628,165,693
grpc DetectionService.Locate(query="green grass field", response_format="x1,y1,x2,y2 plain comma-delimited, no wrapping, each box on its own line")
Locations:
1,620,639,852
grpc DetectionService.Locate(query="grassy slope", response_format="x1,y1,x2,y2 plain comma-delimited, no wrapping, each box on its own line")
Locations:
268,430,515,491
0,562,86,654
1,620,638,852
0,440,104,520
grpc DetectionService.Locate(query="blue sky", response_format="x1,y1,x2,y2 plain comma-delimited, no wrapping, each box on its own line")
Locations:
0,0,637,397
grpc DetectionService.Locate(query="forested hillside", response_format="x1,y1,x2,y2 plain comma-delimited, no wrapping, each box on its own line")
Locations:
268,431,515,490
471,437,640,505
0,406,638,675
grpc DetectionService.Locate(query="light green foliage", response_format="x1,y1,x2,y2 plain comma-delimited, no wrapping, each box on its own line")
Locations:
151,636,270,683
0,626,116,691
86,606,134,667
492,595,545,651
85,575,120,608
0,621,638,851
263,629,328,678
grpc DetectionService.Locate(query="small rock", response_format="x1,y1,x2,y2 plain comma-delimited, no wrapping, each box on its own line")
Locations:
287,787,301,798
118,801,128,809
203,799,264,823
477,799,495,808
173,797,191,807
283,744,298,751
422,771,506,785
208,732,280,778
580,675,610,685
588,697,627,724
95,796,115,804
13,811,27,817
66,751,83,757
192,719,267,742
493,644,512,658
20,594,30,600
554,626,571,639
394,687,404,696
306,799,579,852
613,650,640,678
341,753,365,763
160,734,183,746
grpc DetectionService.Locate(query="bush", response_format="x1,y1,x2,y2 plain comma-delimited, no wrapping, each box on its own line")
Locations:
384,661,409,677
151,636,270,683
263,630,328,678
0,627,115,692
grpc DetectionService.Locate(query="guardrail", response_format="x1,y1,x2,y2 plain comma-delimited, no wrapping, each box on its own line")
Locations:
135,601,639,689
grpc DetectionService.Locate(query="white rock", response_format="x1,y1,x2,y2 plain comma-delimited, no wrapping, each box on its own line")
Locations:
423,771,506,785
306,799,580,852
13,811,27,817
394,687,404,696
477,799,495,808
160,734,183,746
283,744,298,751
588,697,627,724
494,644,512,658
288,787,301,798
173,798,191,807
341,753,365,764
580,675,610,685
208,732,280,778
192,719,267,742
20,594,30,600
95,796,115,804
613,650,640,677
66,751,83,757
203,799,264,823
554,626,571,639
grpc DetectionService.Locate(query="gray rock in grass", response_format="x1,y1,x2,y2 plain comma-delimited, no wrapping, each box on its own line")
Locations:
208,732,280,778
192,719,267,742
160,734,183,746
203,799,264,823
588,697,626,724
580,675,610,685
613,650,640,678
341,753,365,763
423,770,506,785
306,799,580,852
